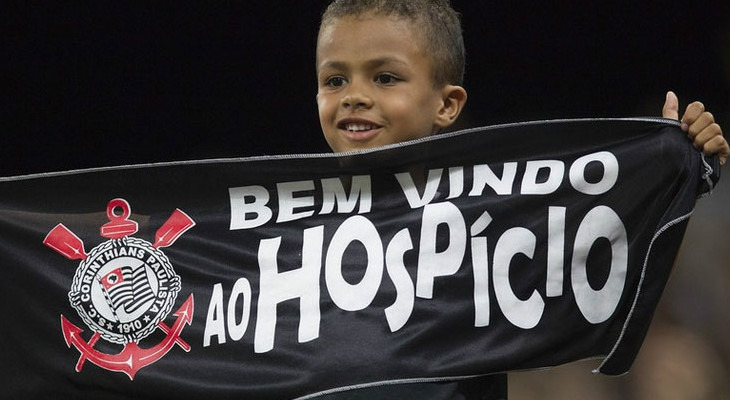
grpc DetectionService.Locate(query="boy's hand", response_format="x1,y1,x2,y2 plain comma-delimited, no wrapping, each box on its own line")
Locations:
662,91,728,165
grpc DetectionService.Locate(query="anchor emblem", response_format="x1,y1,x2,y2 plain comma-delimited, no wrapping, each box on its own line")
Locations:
44,199,195,379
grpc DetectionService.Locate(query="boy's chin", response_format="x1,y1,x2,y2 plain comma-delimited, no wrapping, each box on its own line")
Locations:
333,128,384,152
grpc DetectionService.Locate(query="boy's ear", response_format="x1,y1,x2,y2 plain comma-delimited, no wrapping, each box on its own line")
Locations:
434,85,468,129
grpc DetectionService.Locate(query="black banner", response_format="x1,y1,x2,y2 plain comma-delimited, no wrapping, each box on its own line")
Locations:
0,119,717,399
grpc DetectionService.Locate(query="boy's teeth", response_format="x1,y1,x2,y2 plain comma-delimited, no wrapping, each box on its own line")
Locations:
346,123,376,132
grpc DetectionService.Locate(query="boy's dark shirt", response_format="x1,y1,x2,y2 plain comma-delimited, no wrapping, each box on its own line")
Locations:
317,374,507,399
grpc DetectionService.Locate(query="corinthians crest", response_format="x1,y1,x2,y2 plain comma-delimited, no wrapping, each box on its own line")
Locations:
44,198,195,379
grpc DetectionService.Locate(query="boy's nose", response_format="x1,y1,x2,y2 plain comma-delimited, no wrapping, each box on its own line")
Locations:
340,87,373,109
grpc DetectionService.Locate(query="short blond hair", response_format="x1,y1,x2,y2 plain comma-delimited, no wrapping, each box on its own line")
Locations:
319,0,465,87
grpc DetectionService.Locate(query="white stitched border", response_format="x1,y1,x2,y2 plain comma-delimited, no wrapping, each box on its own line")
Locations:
697,153,715,199
294,373,495,400
594,210,694,374
0,117,679,183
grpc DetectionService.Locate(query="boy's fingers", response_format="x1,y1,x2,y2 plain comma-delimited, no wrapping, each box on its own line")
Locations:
687,111,715,139
680,101,705,127
662,91,679,120
702,136,729,166
693,122,722,147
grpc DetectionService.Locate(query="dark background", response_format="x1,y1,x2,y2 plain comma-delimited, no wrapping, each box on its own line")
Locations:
3,1,728,176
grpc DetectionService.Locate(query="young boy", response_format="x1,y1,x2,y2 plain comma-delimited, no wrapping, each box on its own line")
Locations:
314,0,727,398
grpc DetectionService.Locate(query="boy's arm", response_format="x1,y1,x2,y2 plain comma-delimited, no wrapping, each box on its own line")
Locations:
662,90,728,165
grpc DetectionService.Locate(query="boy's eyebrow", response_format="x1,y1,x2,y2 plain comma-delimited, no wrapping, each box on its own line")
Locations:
365,57,409,69
318,56,409,72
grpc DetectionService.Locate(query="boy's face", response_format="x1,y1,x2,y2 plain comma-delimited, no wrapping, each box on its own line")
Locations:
316,14,460,153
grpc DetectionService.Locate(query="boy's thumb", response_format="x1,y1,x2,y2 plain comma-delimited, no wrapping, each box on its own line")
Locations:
662,91,679,120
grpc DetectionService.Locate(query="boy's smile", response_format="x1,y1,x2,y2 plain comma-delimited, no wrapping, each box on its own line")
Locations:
316,14,463,153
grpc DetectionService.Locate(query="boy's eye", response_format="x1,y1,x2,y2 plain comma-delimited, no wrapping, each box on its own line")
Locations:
325,76,346,88
374,74,399,85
